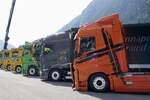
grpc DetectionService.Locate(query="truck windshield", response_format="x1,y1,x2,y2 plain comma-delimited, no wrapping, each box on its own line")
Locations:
12,51,19,57
80,37,96,53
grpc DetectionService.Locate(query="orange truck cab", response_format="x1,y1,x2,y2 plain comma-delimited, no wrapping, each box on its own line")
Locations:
70,14,150,93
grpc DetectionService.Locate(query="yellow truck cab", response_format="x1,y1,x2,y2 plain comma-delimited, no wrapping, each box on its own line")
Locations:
3,49,12,71
0,50,4,68
11,48,23,73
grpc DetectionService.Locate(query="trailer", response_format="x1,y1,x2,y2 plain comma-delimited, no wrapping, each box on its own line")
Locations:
124,23,150,72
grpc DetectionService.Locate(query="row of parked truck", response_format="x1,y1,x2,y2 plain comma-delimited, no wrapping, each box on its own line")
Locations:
0,41,40,76
0,33,71,80
1,14,150,93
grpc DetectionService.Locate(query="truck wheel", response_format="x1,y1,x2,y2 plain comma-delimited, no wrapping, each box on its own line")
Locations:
15,66,21,73
7,65,11,71
89,74,109,92
28,66,37,76
49,69,61,81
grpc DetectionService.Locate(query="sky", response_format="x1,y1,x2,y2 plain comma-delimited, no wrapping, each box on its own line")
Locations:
0,0,92,47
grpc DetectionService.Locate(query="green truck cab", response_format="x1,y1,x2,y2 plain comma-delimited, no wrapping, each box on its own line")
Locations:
22,49,39,76
21,41,42,76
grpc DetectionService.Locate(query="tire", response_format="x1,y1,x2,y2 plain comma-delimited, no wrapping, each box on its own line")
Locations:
28,66,37,76
7,65,11,71
89,74,110,92
49,69,61,81
15,66,22,73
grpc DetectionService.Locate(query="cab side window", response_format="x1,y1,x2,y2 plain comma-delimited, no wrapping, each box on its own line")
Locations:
80,37,96,53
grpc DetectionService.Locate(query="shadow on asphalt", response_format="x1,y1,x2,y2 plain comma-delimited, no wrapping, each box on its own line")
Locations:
41,79,150,99
24,75,40,79
79,91,150,100
43,80,72,87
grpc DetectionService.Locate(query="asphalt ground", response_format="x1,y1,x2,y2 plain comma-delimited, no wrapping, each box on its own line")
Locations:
0,70,149,100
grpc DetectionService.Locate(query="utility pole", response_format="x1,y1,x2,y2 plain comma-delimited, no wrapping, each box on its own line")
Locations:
3,0,16,49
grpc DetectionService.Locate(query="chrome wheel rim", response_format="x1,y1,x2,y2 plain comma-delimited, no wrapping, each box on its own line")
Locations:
93,77,106,90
